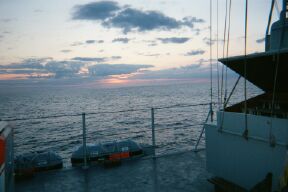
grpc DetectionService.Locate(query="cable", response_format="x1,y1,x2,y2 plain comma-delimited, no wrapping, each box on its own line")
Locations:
221,0,229,108
243,0,249,140
3,102,214,122
275,0,281,18
224,0,232,105
224,75,241,108
210,0,213,112
154,123,205,132
269,0,286,147
154,102,213,110
217,0,220,109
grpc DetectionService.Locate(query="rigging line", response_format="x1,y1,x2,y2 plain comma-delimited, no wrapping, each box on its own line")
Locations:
210,0,213,108
219,75,242,132
243,0,249,139
224,0,232,105
221,0,229,109
266,0,275,38
216,0,220,109
219,0,232,131
275,0,281,18
224,75,241,108
269,0,286,147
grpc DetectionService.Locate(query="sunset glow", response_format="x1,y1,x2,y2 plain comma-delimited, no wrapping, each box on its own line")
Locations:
0,0,271,84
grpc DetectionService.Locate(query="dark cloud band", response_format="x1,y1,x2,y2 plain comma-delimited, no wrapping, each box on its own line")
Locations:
157,37,190,44
72,1,205,33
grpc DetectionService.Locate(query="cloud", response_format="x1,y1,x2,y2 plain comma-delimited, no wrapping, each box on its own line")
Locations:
203,37,217,46
73,1,121,20
0,58,48,69
61,49,72,53
71,40,104,46
111,56,122,60
72,57,107,62
88,64,153,76
72,1,205,33
157,37,190,44
45,61,84,78
131,63,208,80
103,8,184,33
0,58,84,79
256,37,265,44
86,40,95,44
2,31,11,34
71,56,121,62
0,58,153,80
0,18,14,23
138,53,160,57
71,41,84,46
112,38,130,43
148,43,157,46
183,17,205,24
85,40,104,44
34,9,43,13
185,49,205,56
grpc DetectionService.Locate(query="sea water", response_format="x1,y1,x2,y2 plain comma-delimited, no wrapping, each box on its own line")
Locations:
0,80,261,166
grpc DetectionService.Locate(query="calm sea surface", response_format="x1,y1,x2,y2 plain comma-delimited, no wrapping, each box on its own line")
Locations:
0,80,262,166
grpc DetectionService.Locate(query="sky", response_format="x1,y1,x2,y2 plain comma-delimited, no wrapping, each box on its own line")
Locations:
0,0,280,86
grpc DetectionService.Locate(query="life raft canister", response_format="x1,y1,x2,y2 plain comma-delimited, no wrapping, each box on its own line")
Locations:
109,152,130,160
0,136,5,166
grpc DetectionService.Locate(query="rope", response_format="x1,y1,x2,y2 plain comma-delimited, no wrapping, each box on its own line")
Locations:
221,0,229,108
224,0,232,105
224,75,241,108
269,0,286,147
210,0,213,121
217,0,220,110
243,0,249,140
275,0,281,18
266,0,275,38
219,0,232,131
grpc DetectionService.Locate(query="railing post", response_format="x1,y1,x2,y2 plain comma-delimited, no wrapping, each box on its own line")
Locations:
194,109,211,152
210,102,213,122
82,113,88,169
151,108,156,158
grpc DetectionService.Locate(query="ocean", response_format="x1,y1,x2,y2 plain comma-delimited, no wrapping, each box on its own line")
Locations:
0,80,262,166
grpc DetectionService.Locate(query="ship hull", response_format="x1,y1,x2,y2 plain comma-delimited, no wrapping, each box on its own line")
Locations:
205,112,288,191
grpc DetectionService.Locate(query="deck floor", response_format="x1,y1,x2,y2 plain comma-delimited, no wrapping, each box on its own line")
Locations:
15,150,213,192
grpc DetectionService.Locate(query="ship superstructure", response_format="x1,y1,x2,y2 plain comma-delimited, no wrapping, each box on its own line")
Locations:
205,0,288,191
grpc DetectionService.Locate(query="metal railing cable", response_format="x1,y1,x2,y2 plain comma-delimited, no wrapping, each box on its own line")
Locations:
154,123,205,132
2,102,213,122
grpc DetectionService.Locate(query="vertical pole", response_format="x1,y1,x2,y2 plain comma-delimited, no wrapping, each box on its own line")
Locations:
82,113,88,169
194,109,211,152
151,108,156,158
210,102,213,122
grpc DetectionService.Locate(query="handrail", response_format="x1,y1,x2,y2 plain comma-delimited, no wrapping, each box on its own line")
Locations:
2,102,213,122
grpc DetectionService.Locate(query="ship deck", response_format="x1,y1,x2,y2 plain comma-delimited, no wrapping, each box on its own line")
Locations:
15,150,213,192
